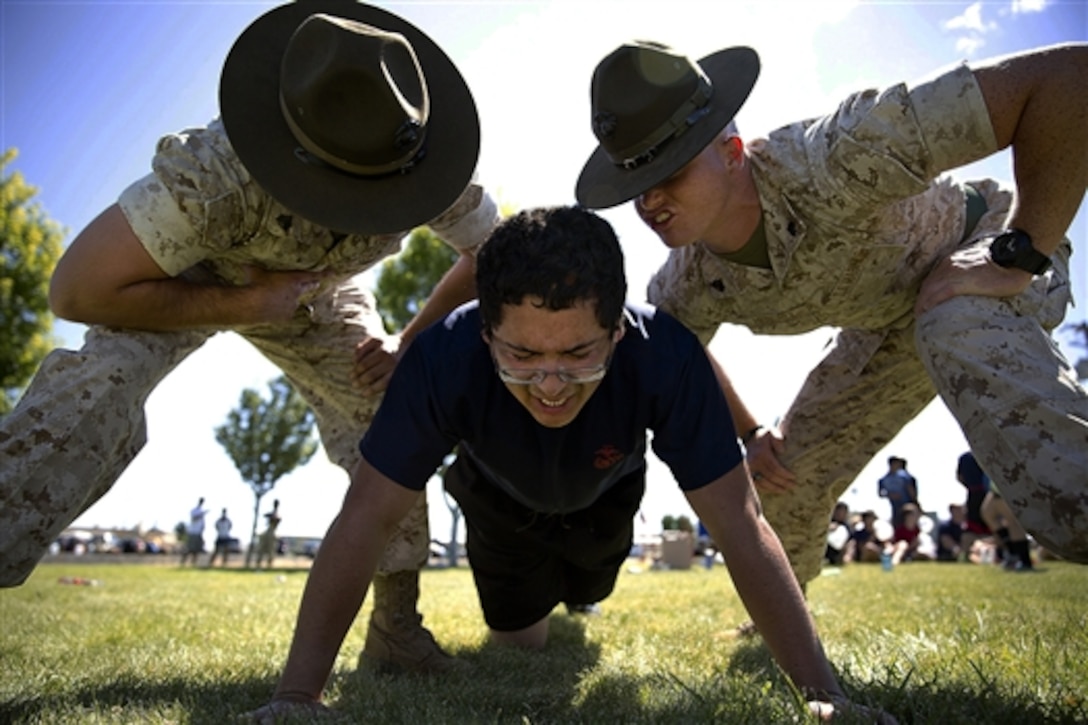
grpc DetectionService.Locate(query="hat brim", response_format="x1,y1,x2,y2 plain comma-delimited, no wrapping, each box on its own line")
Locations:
220,1,480,234
575,46,759,210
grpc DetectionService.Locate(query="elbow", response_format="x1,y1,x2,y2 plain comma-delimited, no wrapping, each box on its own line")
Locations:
48,278,80,322
48,265,93,323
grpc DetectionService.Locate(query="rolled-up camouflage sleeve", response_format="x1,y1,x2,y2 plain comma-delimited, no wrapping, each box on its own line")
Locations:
117,122,252,277
816,63,999,206
426,181,500,254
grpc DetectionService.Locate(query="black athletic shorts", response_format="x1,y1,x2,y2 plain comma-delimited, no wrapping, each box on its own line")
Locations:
444,453,645,632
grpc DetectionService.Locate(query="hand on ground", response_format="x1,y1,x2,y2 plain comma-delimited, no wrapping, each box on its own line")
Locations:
241,697,332,724
807,696,898,724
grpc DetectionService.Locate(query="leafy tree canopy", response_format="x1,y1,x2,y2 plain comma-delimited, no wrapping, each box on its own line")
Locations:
373,227,457,333
1,148,64,415
214,375,319,499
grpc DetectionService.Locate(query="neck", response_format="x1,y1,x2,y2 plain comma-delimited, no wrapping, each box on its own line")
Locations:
702,198,762,255
701,165,762,255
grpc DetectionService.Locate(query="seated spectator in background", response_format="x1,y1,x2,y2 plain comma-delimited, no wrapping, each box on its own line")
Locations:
825,502,851,566
936,504,966,561
890,503,933,565
844,511,891,564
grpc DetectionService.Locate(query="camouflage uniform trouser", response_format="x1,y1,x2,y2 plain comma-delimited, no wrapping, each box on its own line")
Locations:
763,182,1088,588
0,278,429,586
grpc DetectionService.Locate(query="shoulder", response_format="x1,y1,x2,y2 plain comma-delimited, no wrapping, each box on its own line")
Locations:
400,301,484,377
613,303,714,392
620,303,702,356
117,119,262,272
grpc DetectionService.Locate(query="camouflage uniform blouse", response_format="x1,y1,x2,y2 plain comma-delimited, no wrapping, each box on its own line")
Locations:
648,63,998,345
117,119,495,286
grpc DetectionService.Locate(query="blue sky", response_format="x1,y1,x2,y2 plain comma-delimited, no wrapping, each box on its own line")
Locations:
2,0,1085,544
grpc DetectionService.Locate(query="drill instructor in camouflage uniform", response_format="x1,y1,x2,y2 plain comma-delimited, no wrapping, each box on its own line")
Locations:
576,41,1087,592
0,1,498,673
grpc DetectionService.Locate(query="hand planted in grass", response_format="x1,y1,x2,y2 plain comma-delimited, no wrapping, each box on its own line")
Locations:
242,697,332,724
807,696,899,724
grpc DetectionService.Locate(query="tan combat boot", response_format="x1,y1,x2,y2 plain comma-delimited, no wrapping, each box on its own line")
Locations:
358,570,460,675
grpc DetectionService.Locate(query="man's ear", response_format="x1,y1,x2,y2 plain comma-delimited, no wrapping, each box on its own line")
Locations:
720,134,745,168
611,321,626,344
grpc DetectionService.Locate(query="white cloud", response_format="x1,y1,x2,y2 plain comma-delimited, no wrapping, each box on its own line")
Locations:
942,1,999,57
1012,0,1048,13
943,2,990,32
955,35,988,55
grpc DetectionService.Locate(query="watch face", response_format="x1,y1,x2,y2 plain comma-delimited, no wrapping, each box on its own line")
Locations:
989,229,1050,274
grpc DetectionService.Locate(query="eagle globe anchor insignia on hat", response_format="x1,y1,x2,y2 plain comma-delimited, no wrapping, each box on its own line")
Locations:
576,42,760,210
219,1,481,235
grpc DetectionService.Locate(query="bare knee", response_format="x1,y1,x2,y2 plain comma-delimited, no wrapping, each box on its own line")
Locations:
489,618,549,649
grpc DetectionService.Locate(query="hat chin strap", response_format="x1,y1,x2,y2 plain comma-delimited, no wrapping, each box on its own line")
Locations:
610,73,713,171
279,93,428,177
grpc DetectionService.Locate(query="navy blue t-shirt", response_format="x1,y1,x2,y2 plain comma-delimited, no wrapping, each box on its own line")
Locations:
360,302,742,514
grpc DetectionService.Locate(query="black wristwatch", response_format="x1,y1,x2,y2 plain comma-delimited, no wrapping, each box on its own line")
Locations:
988,228,1051,275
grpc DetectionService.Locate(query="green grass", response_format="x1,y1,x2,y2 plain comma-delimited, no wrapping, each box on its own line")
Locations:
1,559,1086,724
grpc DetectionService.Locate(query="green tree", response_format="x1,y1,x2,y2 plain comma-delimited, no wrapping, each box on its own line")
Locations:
1,149,64,415
373,226,463,564
373,227,458,334
214,376,318,567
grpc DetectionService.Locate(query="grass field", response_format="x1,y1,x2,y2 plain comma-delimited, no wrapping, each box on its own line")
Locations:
1,557,1086,724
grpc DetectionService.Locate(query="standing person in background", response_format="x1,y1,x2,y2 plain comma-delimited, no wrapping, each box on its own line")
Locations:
181,497,209,567
878,456,920,526
256,499,282,570
0,1,499,676
208,508,234,568
576,40,1088,602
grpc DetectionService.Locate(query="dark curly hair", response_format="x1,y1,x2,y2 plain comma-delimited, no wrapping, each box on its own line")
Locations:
476,206,626,335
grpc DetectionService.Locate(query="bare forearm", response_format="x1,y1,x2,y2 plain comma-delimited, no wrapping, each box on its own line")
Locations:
706,349,758,436
727,520,841,695
275,513,385,700
55,276,273,331
977,43,1088,254
273,462,420,703
687,473,841,697
49,204,322,331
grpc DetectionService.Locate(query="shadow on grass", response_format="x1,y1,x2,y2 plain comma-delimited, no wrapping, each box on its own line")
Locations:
0,674,280,725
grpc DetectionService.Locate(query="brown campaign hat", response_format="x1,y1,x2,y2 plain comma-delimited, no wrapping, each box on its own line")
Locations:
576,41,759,210
220,1,480,233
